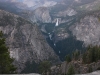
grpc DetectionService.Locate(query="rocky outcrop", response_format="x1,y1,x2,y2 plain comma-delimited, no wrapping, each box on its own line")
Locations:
34,7,51,23
75,71,100,75
0,10,60,73
56,8,77,17
70,16,100,46
21,7,51,23
51,60,100,75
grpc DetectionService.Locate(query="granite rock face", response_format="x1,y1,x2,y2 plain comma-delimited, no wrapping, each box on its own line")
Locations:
56,8,77,17
33,7,51,23
0,10,60,73
70,16,100,46
21,7,51,23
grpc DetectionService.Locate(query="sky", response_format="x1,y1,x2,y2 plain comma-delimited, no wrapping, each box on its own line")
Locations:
14,0,58,7
0,0,59,7
0,0,42,7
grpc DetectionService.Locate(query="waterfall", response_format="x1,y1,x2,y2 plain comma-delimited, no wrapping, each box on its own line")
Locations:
55,18,59,26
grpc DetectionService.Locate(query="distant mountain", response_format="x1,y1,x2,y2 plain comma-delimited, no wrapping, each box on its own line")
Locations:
0,0,100,62
0,1,21,14
35,0,100,60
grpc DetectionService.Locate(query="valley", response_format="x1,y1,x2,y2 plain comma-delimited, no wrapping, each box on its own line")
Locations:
0,0,100,75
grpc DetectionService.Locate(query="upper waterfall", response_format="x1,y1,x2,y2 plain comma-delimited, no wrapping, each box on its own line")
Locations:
55,18,59,26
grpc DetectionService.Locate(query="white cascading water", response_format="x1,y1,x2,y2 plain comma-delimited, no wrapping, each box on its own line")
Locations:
55,18,59,26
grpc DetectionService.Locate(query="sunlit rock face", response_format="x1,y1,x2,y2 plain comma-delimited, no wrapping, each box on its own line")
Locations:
34,7,51,23
0,9,60,73
66,8,77,16
22,7,51,23
70,16,100,46
56,8,77,17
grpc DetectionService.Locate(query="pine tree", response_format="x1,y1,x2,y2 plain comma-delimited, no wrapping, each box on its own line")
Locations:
0,31,16,74
82,53,86,63
39,61,51,75
73,50,80,60
65,54,71,63
67,65,75,75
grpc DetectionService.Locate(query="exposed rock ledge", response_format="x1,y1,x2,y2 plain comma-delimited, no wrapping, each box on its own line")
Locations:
75,70,100,75
51,60,100,75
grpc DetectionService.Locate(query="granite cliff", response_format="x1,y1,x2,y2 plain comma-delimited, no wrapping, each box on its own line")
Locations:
70,11,100,46
0,9,60,73
21,7,51,23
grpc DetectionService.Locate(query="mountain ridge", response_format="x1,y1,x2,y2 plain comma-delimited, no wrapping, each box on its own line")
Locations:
0,9,60,73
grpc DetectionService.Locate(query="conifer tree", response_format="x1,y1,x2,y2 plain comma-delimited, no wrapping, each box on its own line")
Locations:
0,31,16,74
39,61,51,75
65,54,71,63
73,50,80,60
67,65,75,75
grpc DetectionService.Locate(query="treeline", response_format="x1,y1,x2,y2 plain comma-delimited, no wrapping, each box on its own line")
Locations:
64,45,100,75
82,45,100,64
65,49,80,63
65,45,100,64
39,45,100,75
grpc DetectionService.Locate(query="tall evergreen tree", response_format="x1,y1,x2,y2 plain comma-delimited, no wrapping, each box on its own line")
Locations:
0,31,16,74
65,54,71,63
73,50,80,60
67,65,75,75
39,61,51,75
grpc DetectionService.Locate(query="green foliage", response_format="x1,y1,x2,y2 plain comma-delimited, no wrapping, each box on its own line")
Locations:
0,31,16,74
65,54,71,63
66,65,75,75
82,45,100,64
72,50,80,60
64,45,100,75
21,61,39,73
82,53,86,64
39,61,51,75
65,45,100,64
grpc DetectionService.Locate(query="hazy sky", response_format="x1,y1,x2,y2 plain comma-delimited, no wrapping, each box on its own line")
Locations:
0,0,60,7
17,0,58,7
0,0,43,7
